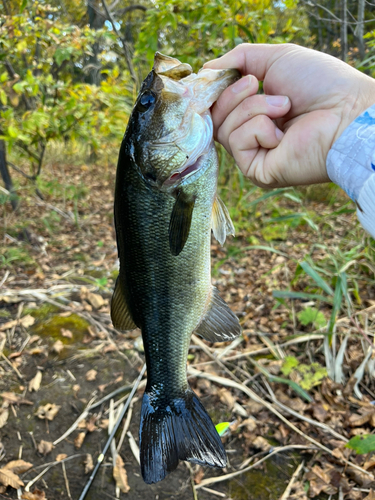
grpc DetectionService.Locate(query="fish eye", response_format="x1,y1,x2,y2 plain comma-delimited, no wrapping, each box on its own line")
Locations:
137,91,156,112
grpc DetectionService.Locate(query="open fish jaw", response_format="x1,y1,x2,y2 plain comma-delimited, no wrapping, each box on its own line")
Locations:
148,54,240,188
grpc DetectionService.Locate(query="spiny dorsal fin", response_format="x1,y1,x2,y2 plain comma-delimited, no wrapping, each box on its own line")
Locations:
169,191,195,256
212,195,235,246
194,287,241,342
111,276,137,331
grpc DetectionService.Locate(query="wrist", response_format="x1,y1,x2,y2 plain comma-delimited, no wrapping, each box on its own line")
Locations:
334,75,375,143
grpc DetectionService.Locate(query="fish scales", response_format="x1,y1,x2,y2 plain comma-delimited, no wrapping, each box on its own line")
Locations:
112,52,241,484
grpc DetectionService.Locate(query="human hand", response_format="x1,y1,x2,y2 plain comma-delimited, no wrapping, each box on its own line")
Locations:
204,44,375,188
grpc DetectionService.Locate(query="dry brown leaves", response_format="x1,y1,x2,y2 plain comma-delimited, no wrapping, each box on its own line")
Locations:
36,403,61,420
37,440,54,455
0,314,35,331
84,454,94,474
85,369,97,381
51,340,64,354
28,370,42,392
21,489,46,500
74,432,86,449
1,392,33,405
113,455,130,493
0,459,32,490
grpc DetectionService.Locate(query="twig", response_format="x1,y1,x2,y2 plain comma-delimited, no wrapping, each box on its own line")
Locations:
78,364,146,500
62,461,72,500
187,463,199,500
101,0,138,85
0,352,23,379
263,379,348,442
116,397,138,452
53,397,96,446
0,270,9,288
24,454,82,490
223,334,325,362
196,445,314,490
200,486,226,498
127,431,140,464
188,367,371,477
279,461,305,500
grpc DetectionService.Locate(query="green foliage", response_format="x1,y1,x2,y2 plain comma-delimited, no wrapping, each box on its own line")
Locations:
297,307,326,328
0,2,132,178
281,356,327,390
346,435,375,454
135,0,310,69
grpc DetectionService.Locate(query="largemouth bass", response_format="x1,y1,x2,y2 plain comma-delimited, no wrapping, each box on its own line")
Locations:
111,53,241,484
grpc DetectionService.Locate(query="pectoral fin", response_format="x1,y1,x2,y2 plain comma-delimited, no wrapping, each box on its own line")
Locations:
212,195,235,246
169,191,195,256
195,287,241,342
111,277,137,331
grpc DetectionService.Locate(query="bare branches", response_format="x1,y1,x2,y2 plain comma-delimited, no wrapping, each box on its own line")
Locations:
101,0,138,86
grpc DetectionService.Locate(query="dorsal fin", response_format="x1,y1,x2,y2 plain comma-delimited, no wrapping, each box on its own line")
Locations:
111,276,137,331
212,195,235,246
169,191,195,256
194,287,241,342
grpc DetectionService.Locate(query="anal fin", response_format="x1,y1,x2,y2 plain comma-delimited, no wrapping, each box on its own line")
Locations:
195,287,241,342
111,276,137,331
169,190,195,256
212,195,235,246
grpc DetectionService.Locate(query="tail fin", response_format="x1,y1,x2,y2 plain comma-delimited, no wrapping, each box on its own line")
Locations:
139,389,227,484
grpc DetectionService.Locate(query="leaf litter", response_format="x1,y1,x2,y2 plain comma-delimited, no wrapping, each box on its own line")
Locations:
1,162,375,499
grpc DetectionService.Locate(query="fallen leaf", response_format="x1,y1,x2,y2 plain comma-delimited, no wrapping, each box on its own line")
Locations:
36,404,61,421
113,455,130,493
3,460,33,474
84,454,94,474
1,392,33,405
60,328,73,338
194,467,205,485
20,314,35,328
86,416,97,433
218,388,236,410
52,340,64,354
55,454,67,462
85,369,97,381
21,489,46,500
29,371,42,392
74,432,85,449
252,436,271,452
0,468,24,489
86,292,105,309
37,440,54,456
0,314,34,331
364,490,375,500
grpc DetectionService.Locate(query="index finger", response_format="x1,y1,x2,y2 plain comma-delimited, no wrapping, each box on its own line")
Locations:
204,43,294,81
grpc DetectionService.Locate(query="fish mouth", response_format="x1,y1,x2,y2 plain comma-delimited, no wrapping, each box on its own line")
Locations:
148,65,240,190
163,150,209,187
162,111,214,188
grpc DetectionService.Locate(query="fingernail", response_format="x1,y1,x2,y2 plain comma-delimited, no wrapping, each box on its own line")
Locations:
231,75,252,94
266,95,289,107
275,127,284,141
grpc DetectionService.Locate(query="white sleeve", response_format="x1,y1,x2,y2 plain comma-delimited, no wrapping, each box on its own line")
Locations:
326,105,375,239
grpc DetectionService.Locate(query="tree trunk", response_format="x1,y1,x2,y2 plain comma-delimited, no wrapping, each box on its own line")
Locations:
0,140,18,210
341,0,347,61
357,0,366,60
87,0,105,85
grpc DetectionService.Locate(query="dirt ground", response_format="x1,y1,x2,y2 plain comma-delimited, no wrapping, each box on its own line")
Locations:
1,158,375,500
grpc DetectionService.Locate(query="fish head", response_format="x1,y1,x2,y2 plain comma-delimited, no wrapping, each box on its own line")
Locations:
127,52,240,190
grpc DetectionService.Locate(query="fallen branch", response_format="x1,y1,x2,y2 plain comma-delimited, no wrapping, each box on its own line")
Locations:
78,364,146,500
195,445,313,490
